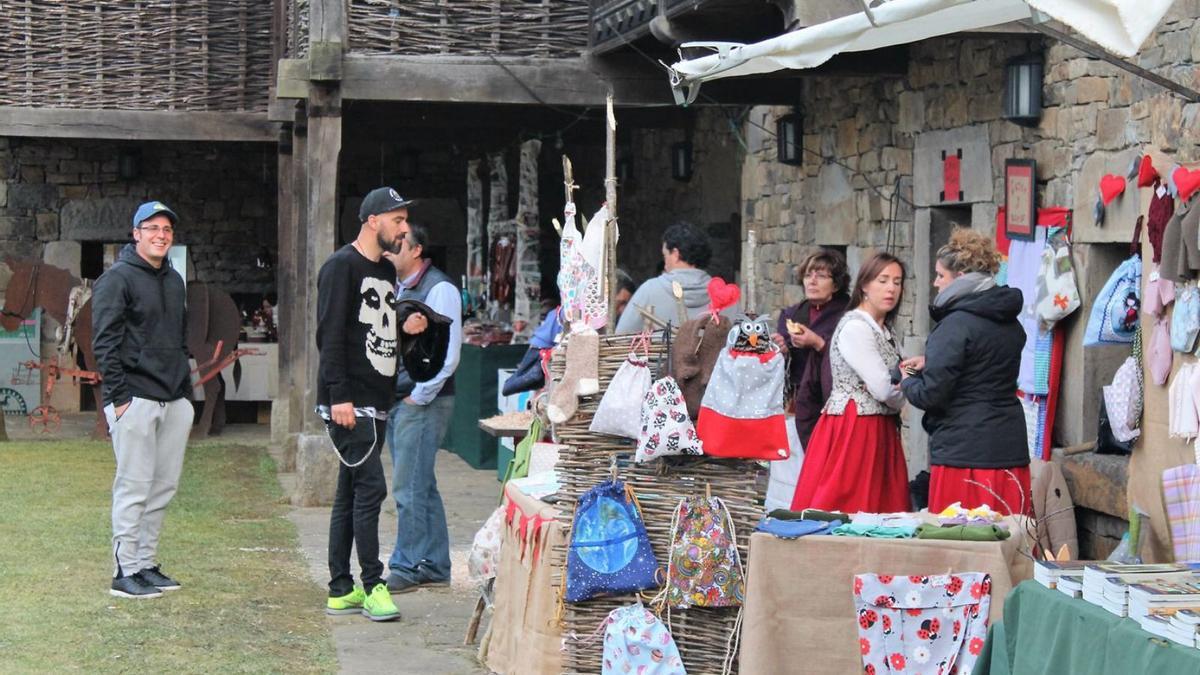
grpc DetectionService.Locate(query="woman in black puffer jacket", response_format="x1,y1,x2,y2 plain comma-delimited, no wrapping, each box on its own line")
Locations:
900,228,1030,515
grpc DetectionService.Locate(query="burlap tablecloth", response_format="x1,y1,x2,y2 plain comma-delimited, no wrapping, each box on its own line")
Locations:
739,523,1033,675
483,483,567,675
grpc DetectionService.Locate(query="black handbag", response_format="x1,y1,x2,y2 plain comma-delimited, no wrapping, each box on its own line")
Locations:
502,345,546,396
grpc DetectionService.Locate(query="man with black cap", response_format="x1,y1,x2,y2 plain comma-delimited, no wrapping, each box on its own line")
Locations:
93,200,193,599
315,186,430,621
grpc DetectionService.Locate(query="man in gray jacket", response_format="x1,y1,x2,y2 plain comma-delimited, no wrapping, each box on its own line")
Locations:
615,221,718,333
92,200,193,599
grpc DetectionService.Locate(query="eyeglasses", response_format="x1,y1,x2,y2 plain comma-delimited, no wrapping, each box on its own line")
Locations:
138,225,175,235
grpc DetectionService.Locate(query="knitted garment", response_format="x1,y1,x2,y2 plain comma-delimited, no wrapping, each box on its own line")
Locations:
1146,183,1175,264
825,312,901,416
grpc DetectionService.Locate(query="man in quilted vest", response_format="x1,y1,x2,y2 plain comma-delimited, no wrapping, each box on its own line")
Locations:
384,222,464,594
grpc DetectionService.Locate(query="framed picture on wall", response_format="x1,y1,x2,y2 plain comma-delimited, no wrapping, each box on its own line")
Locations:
1004,159,1037,241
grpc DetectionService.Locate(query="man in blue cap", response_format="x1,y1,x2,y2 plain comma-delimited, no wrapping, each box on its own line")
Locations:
92,200,193,599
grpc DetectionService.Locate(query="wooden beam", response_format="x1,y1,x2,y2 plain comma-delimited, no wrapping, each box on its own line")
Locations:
0,106,276,142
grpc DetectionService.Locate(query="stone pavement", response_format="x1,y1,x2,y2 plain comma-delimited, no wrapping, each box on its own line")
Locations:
277,441,497,675
16,413,497,675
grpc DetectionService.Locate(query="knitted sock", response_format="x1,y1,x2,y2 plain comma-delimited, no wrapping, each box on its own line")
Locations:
547,329,599,423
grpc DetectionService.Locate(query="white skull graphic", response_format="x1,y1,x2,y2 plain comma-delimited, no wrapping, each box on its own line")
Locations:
358,277,397,376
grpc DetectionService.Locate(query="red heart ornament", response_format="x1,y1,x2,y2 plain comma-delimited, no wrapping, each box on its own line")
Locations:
1174,166,1200,203
707,277,740,312
1099,174,1126,206
1137,155,1159,188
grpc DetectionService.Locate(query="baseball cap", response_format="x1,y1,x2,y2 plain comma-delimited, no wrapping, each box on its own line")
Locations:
132,201,179,228
359,187,415,222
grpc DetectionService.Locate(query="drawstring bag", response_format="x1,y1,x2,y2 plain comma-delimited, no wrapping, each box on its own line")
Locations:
637,328,704,462
591,335,653,439
565,479,660,603
1035,229,1080,329
467,505,505,587
638,377,705,462
696,316,791,460
599,603,686,675
661,496,745,609
1103,328,1143,444
502,415,543,486
1084,227,1141,347
1172,282,1200,353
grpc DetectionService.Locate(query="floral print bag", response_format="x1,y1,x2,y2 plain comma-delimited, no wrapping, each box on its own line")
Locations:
854,572,992,675
663,496,745,609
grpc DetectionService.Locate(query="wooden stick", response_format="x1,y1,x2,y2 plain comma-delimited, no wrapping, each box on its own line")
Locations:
464,593,486,645
604,94,619,330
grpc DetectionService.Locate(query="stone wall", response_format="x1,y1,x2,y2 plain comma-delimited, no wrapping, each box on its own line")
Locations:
0,137,278,294
740,4,1200,473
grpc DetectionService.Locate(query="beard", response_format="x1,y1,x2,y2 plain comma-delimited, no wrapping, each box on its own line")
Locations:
376,231,401,254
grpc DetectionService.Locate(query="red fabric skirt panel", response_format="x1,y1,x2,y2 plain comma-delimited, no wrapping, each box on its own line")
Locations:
697,409,790,460
789,401,910,513
928,465,1033,516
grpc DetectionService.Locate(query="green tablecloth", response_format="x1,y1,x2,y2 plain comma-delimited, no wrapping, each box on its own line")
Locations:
443,343,525,469
973,581,1200,675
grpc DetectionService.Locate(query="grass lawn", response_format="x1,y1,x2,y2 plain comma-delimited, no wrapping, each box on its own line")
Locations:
0,438,338,674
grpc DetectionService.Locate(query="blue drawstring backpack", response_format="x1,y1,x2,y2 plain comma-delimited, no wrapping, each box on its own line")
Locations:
565,479,660,603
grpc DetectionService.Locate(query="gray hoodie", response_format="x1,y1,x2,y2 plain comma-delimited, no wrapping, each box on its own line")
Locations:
615,267,719,333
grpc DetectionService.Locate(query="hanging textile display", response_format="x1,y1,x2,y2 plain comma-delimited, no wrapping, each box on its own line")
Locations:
466,159,485,310
487,153,516,314
996,207,1071,460
1162,465,1200,562
558,205,609,332
513,139,542,340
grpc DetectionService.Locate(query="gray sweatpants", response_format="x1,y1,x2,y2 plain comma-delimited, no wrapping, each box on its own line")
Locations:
105,397,192,577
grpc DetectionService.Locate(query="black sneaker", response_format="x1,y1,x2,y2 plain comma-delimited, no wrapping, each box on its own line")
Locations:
386,574,450,595
138,566,182,591
110,573,164,599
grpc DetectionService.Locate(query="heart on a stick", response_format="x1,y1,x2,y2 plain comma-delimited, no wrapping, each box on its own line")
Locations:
1137,155,1159,188
1174,166,1200,202
1099,174,1126,206
707,277,740,313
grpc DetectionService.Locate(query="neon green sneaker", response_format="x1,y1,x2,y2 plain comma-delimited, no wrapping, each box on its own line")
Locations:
325,586,366,615
362,583,401,622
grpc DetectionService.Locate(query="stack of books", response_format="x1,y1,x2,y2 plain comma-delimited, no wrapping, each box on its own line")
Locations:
1128,579,1200,621
1165,610,1200,648
1033,560,1093,590
1101,578,1130,616
1081,563,1199,608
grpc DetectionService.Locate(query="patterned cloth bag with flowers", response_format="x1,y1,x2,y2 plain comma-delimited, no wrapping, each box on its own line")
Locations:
662,495,745,609
854,572,992,675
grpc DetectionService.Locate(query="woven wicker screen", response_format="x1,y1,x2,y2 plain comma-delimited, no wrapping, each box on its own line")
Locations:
347,0,589,57
546,331,762,675
0,1,273,112
286,0,310,58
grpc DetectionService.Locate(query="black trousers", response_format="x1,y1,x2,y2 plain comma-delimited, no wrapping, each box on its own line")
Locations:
326,418,388,596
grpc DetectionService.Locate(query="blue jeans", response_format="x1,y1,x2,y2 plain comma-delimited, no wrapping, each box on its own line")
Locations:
386,396,454,583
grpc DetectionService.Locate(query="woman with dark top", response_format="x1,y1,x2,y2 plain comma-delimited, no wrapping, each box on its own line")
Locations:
790,252,910,514
774,249,851,447
900,228,1030,515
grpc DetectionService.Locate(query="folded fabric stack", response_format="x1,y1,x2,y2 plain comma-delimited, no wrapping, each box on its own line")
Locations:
756,517,841,539
915,524,1011,541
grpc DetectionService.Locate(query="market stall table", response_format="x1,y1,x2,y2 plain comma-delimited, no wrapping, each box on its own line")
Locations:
739,523,1033,675
481,481,566,675
973,581,1200,675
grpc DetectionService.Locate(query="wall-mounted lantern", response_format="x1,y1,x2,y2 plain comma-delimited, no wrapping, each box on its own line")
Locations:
671,142,693,182
776,111,803,165
1003,55,1044,126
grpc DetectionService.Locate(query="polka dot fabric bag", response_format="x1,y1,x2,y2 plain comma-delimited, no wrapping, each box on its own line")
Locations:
696,316,791,460
565,479,660,603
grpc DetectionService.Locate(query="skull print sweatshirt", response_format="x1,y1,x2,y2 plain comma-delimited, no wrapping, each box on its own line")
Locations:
316,244,398,412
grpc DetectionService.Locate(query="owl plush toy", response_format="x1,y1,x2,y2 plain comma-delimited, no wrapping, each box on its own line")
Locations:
695,315,790,460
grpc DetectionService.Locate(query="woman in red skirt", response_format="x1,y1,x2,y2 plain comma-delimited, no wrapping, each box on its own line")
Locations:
791,253,911,513
900,228,1031,515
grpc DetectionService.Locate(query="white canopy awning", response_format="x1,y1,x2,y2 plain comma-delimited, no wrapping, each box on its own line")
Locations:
668,0,1177,103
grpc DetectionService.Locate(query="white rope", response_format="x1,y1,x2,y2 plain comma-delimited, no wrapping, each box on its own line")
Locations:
325,419,378,468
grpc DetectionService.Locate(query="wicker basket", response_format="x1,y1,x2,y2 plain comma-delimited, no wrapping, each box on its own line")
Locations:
546,331,763,675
